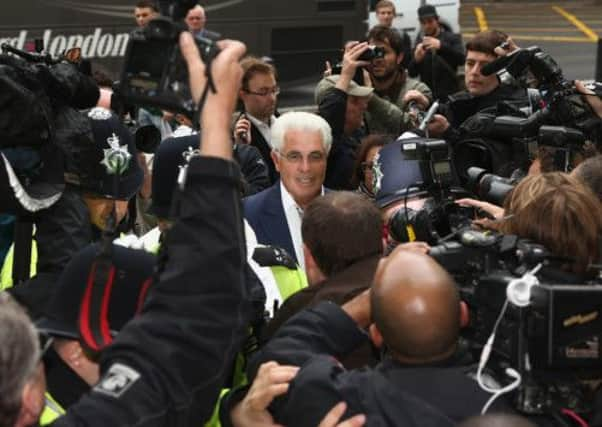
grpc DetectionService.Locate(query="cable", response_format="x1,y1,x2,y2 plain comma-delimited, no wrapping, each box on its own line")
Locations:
560,409,589,427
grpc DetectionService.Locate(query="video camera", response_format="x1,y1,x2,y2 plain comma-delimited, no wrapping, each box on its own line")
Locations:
383,137,475,245
430,230,602,415
455,47,601,179
118,0,221,119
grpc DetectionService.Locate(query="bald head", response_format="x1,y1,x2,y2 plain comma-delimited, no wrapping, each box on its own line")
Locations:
458,414,536,427
371,248,459,363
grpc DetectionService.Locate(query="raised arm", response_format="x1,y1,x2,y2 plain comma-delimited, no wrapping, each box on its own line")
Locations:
54,33,250,427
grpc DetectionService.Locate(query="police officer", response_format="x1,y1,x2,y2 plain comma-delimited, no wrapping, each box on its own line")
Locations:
1,107,143,292
0,32,251,427
142,132,307,314
36,242,155,424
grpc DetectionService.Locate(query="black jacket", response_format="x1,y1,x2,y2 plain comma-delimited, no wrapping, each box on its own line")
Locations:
247,121,279,184
53,156,250,426
248,302,511,427
233,143,271,196
318,87,365,190
440,85,529,177
408,29,465,101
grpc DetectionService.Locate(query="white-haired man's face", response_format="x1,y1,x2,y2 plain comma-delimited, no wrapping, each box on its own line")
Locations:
271,129,327,209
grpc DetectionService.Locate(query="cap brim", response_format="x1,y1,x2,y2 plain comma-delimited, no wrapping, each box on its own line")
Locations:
348,87,374,97
375,187,427,209
0,152,64,213
36,316,80,340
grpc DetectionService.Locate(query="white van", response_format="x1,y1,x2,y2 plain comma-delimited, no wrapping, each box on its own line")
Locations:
368,0,461,44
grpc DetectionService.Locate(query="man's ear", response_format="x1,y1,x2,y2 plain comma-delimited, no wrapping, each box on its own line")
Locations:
271,150,281,173
396,52,404,65
369,324,384,348
303,243,315,269
18,365,45,427
460,300,470,328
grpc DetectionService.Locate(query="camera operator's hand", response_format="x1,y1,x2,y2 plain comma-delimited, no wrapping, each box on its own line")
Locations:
575,80,602,119
422,36,441,52
455,198,504,220
231,361,299,427
233,116,252,144
180,32,246,160
493,37,519,57
426,114,449,137
318,402,366,427
335,42,371,93
402,90,429,110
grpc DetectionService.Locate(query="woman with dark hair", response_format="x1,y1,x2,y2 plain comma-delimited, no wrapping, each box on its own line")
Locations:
351,134,392,199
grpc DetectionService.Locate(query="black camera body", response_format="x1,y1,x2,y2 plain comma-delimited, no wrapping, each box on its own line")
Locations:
119,15,220,118
431,231,602,415
357,45,385,61
330,45,385,85
385,138,474,245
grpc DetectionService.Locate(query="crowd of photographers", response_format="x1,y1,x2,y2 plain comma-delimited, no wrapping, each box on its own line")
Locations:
1,0,602,426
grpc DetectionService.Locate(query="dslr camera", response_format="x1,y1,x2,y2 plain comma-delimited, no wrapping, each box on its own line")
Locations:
330,44,385,84
118,0,220,118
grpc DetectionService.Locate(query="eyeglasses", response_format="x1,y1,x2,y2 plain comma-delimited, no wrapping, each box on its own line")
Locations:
277,150,326,164
244,86,280,97
361,161,374,172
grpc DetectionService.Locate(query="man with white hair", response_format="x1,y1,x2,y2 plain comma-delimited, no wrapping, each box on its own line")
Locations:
243,112,332,271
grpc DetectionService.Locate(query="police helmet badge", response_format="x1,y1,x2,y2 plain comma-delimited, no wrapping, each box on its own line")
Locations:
372,151,384,195
100,133,132,175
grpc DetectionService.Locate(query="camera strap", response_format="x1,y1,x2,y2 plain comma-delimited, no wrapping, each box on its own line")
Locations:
195,67,218,124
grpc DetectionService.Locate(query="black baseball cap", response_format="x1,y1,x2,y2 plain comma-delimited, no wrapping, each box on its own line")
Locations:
37,243,155,352
418,4,438,19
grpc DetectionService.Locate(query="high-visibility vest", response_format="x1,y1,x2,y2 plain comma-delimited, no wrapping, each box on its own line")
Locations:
39,392,65,425
0,240,37,291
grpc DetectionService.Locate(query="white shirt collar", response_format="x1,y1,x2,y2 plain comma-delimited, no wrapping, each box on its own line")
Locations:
246,113,276,147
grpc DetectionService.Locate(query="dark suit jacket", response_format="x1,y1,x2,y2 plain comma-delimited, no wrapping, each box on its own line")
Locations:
249,121,279,184
243,182,296,263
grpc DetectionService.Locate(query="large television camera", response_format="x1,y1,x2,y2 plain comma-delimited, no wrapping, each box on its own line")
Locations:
430,230,602,415
455,47,602,177
383,137,476,245
118,0,221,119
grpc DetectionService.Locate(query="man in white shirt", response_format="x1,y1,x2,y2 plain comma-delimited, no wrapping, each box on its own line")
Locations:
233,57,280,183
243,112,331,271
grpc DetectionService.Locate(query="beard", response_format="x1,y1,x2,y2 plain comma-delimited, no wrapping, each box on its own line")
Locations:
371,66,398,82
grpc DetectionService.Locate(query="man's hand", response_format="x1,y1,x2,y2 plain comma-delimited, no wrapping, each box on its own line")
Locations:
493,37,519,57
426,114,449,137
231,361,300,427
335,42,371,93
455,198,504,220
341,288,371,329
179,32,246,159
575,80,602,119
234,116,252,144
402,89,429,109
414,43,426,63
422,36,441,52
318,402,366,427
